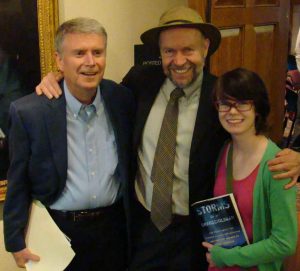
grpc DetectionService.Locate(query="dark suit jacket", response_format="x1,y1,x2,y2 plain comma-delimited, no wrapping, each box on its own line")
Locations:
4,79,135,252
121,65,229,270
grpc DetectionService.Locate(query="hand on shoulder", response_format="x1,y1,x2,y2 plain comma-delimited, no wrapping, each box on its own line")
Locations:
35,71,63,99
268,148,300,188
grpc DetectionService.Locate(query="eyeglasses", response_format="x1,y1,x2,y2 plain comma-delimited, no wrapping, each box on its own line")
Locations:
215,100,253,112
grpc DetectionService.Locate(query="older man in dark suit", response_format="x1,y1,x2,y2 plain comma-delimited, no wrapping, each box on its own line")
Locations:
4,17,134,271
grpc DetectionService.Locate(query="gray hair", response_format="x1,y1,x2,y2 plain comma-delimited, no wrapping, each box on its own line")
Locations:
55,17,107,53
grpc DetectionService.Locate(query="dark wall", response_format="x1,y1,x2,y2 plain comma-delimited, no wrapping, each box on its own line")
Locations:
0,0,41,179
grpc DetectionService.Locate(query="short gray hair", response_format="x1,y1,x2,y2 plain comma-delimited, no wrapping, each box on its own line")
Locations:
55,17,107,53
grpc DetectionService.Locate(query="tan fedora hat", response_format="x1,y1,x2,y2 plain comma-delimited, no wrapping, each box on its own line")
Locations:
140,6,221,56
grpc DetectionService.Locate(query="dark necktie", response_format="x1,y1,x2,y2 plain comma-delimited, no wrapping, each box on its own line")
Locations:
79,104,96,123
150,87,185,231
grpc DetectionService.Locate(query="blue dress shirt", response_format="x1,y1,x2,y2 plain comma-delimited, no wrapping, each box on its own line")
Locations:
50,81,120,210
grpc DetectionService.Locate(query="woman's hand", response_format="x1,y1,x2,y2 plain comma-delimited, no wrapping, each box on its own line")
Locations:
202,241,216,268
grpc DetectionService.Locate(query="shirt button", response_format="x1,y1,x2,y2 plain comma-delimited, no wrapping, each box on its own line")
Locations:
92,195,96,199
89,148,93,153
91,172,95,176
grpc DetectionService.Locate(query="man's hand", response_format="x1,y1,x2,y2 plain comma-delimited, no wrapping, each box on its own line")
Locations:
12,248,40,268
268,148,300,189
202,242,216,268
35,71,63,99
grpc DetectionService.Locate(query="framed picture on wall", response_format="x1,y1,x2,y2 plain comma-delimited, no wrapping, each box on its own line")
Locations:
0,0,58,201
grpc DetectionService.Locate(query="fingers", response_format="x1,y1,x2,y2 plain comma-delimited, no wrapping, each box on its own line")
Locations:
270,159,299,189
205,252,216,268
271,163,299,180
272,169,297,179
42,78,61,99
35,84,43,96
268,148,293,167
275,148,292,157
268,148,300,184
284,176,298,190
28,252,40,262
36,85,53,99
35,72,63,99
202,241,213,249
206,252,211,262
203,242,216,268
13,248,40,268
268,157,297,171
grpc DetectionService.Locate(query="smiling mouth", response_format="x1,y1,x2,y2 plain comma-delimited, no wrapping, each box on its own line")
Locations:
81,72,98,76
226,119,243,124
169,64,193,74
172,67,191,74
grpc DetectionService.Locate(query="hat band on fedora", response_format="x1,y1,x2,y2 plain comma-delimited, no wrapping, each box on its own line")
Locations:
164,19,193,25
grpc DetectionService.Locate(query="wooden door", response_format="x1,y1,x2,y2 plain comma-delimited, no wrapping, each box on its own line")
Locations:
189,0,290,142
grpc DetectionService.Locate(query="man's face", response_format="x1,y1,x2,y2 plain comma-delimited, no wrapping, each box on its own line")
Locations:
159,28,210,88
55,33,106,101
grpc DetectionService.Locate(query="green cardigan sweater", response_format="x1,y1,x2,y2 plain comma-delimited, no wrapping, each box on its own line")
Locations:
211,140,298,271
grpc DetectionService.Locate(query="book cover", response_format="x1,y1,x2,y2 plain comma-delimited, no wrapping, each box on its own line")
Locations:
192,193,249,248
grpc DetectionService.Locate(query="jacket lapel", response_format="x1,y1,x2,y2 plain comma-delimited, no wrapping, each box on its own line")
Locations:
44,87,68,186
100,80,122,165
133,69,165,151
190,72,215,158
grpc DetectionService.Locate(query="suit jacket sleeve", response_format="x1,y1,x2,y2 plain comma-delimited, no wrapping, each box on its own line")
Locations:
3,101,32,252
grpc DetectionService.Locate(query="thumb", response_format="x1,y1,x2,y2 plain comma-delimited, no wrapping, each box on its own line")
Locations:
202,241,213,249
28,253,40,262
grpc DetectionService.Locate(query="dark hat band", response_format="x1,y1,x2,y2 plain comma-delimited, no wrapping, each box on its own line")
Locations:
163,19,194,25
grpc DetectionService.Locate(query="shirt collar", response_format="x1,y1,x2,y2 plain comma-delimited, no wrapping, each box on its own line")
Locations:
64,80,101,117
163,71,203,100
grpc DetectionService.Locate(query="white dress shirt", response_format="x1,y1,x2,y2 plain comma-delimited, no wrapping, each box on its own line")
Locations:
135,72,203,215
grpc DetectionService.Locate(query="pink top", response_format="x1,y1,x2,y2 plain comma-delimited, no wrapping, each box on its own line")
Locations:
208,145,258,271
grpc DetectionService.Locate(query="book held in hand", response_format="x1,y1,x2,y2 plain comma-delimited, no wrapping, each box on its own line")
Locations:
192,193,249,248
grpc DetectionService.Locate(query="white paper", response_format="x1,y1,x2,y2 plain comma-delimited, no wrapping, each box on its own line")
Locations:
24,201,75,271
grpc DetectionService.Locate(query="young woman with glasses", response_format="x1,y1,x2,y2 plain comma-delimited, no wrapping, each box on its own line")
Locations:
202,68,297,271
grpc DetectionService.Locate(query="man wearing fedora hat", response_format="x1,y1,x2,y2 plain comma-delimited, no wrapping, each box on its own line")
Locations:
35,6,300,271
121,6,228,270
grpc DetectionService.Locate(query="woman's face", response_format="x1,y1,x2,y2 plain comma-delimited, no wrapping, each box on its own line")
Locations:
216,98,257,137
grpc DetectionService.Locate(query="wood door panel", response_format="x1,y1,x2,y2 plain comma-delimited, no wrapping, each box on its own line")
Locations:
215,0,245,7
251,24,279,131
212,8,278,27
191,0,290,142
252,25,275,91
254,0,279,6
210,28,243,76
